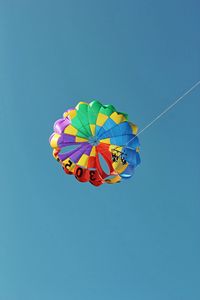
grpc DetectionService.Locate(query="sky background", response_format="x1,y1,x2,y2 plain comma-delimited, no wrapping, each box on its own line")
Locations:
0,0,200,299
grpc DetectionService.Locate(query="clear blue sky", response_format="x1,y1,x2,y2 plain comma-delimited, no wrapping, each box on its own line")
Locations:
0,1,200,299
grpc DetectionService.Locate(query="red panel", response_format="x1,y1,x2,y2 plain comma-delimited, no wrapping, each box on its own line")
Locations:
62,165,73,175
89,169,104,187
96,143,116,175
74,166,89,183
87,156,96,169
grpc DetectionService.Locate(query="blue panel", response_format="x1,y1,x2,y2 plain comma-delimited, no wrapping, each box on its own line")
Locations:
110,136,123,145
120,165,135,178
97,118,116,137
99,122,132,139
95,125,105,136
123,149,141,166
122,135,140,150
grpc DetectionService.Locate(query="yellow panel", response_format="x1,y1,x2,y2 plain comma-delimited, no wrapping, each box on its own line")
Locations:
105,175,121,184
68,110,77,120
96,113,108,126
109,144,128,174
129,122,138,134
77,154,89,167
64,125,78,135
75,137,88,142
100,138,111,144
90,124,96,136
109,145,123,152
90,146,96,157
63,109,76,119
70,165,76,172
136,147,140,153
110,112,126,124
113,160,128,174
62,157,76,172
50,133,60,148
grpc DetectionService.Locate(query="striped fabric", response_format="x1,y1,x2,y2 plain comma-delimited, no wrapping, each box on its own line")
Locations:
49,100,140,186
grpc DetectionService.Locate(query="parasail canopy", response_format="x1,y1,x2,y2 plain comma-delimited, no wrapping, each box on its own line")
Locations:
49,100,140,186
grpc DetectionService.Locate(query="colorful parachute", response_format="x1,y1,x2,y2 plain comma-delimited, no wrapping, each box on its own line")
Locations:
49,101,140,186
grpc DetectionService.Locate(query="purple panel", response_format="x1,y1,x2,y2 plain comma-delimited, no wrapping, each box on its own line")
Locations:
58,143,92,163
84,145,93,155
70,143,92,163
58,145,82,161
57,134,76,147
54,118,71,134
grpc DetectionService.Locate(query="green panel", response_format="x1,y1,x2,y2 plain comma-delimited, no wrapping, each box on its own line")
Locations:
88,100,102,124
73,102,92,137
77,130,89,138
99,104,116,117
71,116,89,137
